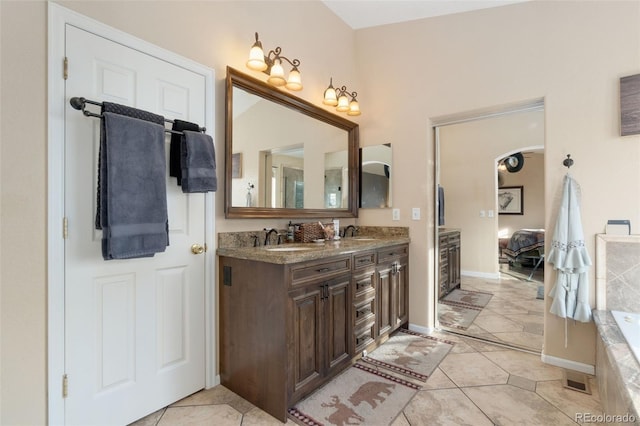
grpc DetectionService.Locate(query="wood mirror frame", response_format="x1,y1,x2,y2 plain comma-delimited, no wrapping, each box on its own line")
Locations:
225,67,359,218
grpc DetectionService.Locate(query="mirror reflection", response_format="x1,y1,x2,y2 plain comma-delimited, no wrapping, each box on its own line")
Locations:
360,144,392,208
226,67,359,218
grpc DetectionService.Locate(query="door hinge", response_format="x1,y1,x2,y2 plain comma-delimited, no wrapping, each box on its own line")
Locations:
63,57,68,80
63,217,68,239
62,374,68,398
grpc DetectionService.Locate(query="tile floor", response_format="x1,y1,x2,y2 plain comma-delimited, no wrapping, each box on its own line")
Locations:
131,331,604,426
439,264,545,352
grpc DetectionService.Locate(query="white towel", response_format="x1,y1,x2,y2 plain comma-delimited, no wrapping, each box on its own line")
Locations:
547,174,592,345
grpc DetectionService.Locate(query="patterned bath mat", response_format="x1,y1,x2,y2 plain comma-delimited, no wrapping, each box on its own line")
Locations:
289,330,454,426
438,301,483,330
441,289,493,309
359,330,453,384
289,364,419,426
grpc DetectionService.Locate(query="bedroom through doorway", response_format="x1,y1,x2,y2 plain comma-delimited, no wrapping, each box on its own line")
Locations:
434,100,545,353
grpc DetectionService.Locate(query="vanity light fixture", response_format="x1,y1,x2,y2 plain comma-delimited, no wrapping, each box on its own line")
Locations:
246,32,303,91
323,78,361,116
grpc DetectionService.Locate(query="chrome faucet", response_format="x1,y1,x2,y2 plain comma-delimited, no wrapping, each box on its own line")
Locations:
264,228,280,246
342,225,357,238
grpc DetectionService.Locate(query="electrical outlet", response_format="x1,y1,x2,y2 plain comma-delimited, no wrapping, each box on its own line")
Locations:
412,207,421,220
392,209,400,221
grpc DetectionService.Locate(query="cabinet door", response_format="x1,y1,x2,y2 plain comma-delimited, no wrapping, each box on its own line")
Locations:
450,237,461,289
377,264,393,337
326,277,352,370
289,285,323,396
393,258,409,327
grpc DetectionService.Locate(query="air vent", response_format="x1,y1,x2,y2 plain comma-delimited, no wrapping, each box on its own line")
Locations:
562,370,592,394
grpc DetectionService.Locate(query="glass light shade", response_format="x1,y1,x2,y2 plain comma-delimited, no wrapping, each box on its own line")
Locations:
267,61,286,86
347,99,361,116
246,45,267,71
323,86,338,106
336,94,350,112
285,68,303,91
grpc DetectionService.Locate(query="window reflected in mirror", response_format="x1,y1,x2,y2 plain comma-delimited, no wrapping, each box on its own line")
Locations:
360,144,392,208
325,150,348,208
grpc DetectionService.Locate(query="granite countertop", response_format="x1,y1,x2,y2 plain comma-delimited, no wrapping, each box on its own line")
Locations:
216,236,410,264
439,228,461,235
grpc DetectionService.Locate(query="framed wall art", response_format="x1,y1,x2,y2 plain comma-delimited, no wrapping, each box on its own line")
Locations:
498,186,523,215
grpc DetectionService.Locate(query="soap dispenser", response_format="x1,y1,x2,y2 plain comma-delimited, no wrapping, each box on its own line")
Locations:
287,221,295,242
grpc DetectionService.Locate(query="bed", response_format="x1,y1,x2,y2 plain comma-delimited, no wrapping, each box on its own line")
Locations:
502,228,545,267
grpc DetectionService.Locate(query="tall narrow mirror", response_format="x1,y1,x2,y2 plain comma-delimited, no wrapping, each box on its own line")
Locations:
360,144,392,208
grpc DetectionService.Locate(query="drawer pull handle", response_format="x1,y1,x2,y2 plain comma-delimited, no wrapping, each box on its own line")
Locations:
358,258,370,263
356,308,371,317
316,267,331,272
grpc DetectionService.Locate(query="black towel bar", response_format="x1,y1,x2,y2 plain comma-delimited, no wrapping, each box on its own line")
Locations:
69,97,206,135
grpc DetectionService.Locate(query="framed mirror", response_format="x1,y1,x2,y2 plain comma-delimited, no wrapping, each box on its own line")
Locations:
225,67,359,218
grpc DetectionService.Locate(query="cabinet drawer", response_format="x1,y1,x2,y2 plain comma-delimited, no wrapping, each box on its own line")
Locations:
353,251,376,270
353,297,376,329
289,256,351,286
377,245,409,263
354,323,375,352
353,272,375,300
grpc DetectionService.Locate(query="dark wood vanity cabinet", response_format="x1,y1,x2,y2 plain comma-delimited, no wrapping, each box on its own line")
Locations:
438,229,461,299
219,243,409,422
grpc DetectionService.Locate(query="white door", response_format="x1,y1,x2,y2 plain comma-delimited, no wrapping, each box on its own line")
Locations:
64,24,207,425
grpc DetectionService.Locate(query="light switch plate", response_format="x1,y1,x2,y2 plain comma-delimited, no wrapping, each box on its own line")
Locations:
392,208,400,221
480,210,486,218
488,210,495,218
412,208,420,220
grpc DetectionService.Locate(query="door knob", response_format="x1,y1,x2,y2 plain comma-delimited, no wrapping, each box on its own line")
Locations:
191,244,205,255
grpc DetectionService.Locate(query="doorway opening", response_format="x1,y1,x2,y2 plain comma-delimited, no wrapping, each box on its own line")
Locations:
434,99,545,353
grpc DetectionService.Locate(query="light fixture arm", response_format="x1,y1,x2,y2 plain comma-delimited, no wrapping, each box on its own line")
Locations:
264,46,301,73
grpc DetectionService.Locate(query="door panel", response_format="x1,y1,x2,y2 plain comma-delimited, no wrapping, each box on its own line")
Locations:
326,278,351,369
64,25,207,425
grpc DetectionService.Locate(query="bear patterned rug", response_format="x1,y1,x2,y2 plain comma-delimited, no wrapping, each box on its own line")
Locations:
438,289,493,330
288,331,454,426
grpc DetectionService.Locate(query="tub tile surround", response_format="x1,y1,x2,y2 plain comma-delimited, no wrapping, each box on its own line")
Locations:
594,234,640,423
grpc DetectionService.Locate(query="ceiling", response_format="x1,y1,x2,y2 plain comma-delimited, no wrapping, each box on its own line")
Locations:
322,0,529,29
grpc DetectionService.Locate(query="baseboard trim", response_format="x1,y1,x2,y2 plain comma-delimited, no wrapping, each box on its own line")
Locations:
408,323,434,335
541,353,595,375
461,270,500,280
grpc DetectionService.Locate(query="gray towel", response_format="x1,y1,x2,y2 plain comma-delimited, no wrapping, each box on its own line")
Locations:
97,102,165,229
101,112,169,260
180,130,217,193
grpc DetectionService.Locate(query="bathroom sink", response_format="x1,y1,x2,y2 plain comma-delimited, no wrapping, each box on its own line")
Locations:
264,246,316,252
